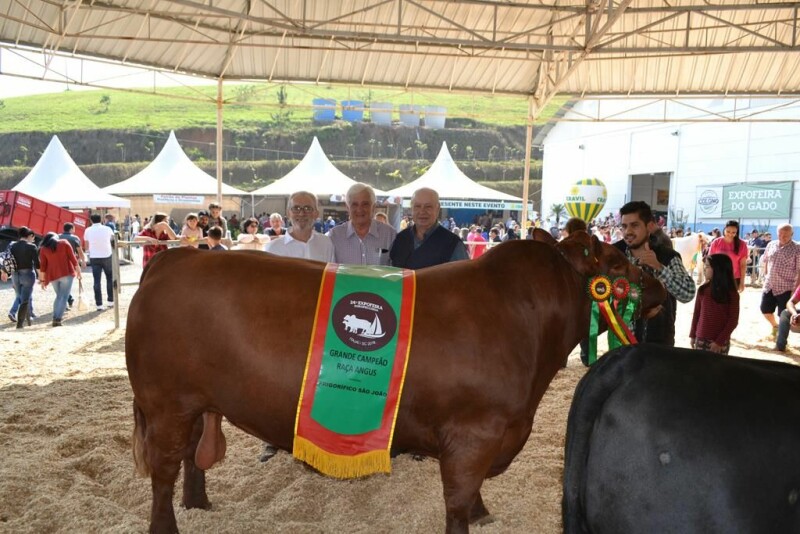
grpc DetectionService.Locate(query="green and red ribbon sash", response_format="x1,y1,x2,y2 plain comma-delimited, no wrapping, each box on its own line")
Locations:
294,264,416,478
587,275,639,365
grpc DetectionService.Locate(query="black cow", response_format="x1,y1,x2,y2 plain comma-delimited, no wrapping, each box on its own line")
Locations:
563,344,800,534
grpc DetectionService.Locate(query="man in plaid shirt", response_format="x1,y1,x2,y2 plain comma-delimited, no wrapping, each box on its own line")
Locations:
760,223,800,339
614,201,696,346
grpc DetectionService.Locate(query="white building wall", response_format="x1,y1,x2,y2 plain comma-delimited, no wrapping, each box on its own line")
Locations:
542,99,800,232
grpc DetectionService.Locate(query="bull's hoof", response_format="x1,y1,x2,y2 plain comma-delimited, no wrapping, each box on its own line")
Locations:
259,443,278,463
183,496,212,511
471,514,495,526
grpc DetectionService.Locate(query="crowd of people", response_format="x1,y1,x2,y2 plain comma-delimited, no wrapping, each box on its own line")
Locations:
2,188,799,360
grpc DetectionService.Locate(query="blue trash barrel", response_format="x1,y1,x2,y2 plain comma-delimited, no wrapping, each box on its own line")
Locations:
341,100,365,122
312,98,336,122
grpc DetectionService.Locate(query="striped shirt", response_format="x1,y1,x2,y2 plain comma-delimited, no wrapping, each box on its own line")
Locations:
327,221,396,265
762,240,800,294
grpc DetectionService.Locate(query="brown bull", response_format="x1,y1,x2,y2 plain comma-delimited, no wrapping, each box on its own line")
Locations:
126,232,665,534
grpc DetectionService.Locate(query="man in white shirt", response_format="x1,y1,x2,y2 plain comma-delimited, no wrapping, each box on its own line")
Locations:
264,191,335,262
260,190,333,462
327,182,396,265
83,213,116,311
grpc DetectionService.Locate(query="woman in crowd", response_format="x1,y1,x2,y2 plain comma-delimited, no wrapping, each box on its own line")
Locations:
38,232,80,327
179,213,204,248
1,226,39,328
234,217,267,251
134,212,178,267
709,220,749,292
690,253,739,354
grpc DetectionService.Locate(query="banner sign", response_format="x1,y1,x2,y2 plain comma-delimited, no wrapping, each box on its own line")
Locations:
153,194,205,205
696,182,793,219
402,199,533,210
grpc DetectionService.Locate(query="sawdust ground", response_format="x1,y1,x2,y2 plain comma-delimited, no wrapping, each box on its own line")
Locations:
0,265,795,533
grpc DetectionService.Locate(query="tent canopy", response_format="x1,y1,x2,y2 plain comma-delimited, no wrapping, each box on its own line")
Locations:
13,136,130,209
2,1,797,102
387,143,526,210
252,137,384,197
103,131,246,196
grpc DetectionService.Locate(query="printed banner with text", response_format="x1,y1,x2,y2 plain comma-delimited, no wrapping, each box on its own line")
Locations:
696,181,792,219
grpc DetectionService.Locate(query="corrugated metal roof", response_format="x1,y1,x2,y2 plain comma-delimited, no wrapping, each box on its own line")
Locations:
3,0,800,107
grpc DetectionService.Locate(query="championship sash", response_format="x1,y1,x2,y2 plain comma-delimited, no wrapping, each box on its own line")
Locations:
293,264,416,478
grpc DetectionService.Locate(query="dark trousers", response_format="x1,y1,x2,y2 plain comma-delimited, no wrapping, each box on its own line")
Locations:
90,256,113,305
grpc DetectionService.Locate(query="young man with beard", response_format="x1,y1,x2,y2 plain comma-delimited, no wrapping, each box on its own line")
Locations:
614,201,695,346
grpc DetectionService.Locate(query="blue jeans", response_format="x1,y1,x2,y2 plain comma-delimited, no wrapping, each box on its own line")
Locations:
90,256,114,305
776,309,800,350
50,276,74,321
10,270,35,315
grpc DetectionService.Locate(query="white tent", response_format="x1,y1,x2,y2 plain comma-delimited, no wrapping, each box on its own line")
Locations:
13,136,130,209
252,137,385,196
387,142,527,210
103,131,247,196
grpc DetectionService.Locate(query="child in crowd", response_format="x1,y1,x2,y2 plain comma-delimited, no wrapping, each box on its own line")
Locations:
690,253,739,354
179,213,204,248
206,226,227,251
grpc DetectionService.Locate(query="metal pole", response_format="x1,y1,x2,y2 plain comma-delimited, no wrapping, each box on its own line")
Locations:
216,78,224,205
522,97,537,230
111,235,121,330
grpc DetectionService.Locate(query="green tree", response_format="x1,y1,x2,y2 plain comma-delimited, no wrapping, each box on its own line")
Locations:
270,86,293,126
99,94,111,112
116,142,125,162
19,145,28,165
414,139,428,160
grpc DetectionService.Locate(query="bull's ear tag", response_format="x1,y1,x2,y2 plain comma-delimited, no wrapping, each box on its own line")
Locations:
584,248,589,256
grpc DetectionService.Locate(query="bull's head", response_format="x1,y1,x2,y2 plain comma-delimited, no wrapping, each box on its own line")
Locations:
554,231,666,321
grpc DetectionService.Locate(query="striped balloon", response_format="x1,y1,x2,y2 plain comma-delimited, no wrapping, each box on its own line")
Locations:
565,178,607,222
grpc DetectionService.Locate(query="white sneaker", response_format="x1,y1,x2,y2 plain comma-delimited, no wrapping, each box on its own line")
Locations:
106,302,115,309
96,306,104,312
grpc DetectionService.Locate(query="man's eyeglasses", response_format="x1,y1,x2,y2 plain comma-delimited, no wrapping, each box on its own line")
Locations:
290,205,315,214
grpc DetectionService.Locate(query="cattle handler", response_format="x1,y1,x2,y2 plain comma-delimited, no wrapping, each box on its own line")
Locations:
614,201,695,346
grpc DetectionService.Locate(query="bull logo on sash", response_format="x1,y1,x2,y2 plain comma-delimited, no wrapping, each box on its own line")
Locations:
332,292,397,351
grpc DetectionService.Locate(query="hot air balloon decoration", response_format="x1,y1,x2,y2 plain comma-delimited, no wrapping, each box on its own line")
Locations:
565,178,607,222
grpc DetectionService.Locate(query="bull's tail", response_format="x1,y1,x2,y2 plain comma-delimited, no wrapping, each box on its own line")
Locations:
132,400,151,477
562,345,642,534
